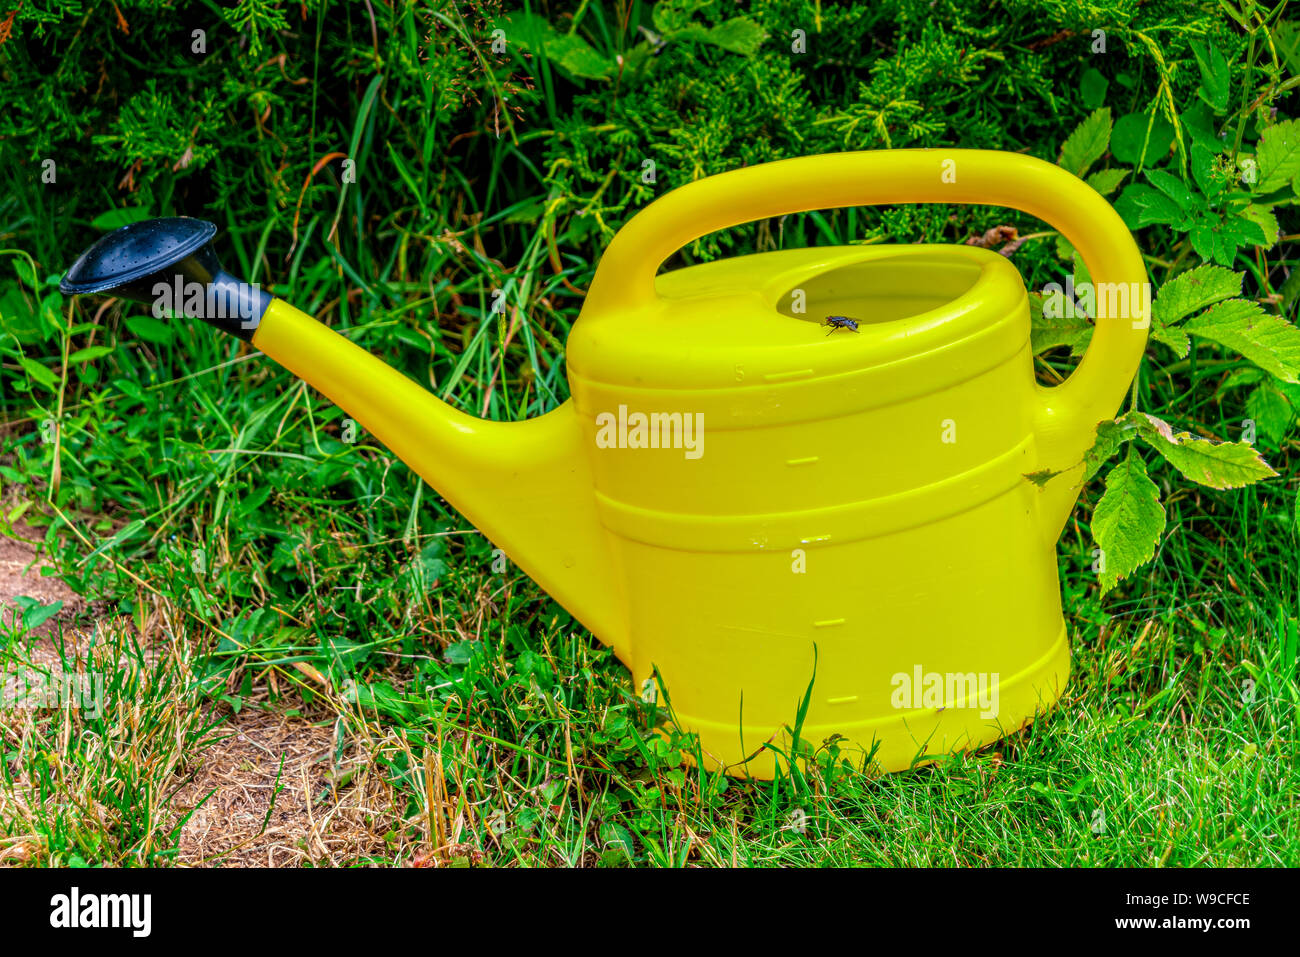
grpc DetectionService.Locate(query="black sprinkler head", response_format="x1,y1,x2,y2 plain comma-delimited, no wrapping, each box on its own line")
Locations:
60,217,272,340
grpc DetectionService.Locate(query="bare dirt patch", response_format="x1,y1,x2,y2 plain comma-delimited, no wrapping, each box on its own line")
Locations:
2,521,406,867
169,709,401,866
0,520,87,638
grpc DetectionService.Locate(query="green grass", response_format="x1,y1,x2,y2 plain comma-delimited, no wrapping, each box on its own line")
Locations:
1,0,1298,866
0,617,222,866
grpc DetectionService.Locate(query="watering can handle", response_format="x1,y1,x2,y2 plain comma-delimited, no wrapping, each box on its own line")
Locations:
584,149,1149,535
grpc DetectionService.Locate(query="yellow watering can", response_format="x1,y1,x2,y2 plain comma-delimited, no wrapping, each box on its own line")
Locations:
61,150,1149,777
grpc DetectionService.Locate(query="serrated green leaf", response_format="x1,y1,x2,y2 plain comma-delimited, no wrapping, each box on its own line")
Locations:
1190,143,1224,197
703,18,766,54
1030,290,1093,355
1151,323,1190,356
1244,383,1293,445
1152,264,1242,326
1127,411,1278,488
1083,419,1135,483
1138,192,1188,226
1116,183,1186,228
552,38,615,80
507,12,613,81
1189,214,1266,267
1255,119,1300,193
1146,168,1200,213
1187,226,1221,266
1061,107,1111,177
1085,167,1129,196
1240,204,1279,247
1092,448,1165,594
1183,299,1300,383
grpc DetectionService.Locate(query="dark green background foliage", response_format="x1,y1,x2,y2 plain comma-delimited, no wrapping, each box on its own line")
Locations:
1,1,1272,283
1,1,1298,865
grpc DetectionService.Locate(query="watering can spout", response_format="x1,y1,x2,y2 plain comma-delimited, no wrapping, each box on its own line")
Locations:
59,218,627,658
252,303,626,651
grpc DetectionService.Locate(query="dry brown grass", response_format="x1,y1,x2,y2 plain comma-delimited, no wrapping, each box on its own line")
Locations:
168,709,406,866
0,521,414,867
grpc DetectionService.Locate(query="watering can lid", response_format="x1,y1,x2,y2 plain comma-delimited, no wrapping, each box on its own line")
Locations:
567,245,1031,393
60,217,217,295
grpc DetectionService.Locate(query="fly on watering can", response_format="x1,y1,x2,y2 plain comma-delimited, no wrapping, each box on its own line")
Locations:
822,315,861,335
61,149,1149,778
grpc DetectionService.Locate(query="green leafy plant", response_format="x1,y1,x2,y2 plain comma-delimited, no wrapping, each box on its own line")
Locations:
1032,33,1299,593
1085,413,1276,592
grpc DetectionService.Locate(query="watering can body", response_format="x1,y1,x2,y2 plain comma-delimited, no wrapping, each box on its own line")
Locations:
567,244,1070,776
61,150,1149,777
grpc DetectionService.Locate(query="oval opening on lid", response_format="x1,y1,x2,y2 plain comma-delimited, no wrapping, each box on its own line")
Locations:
775,256,985,327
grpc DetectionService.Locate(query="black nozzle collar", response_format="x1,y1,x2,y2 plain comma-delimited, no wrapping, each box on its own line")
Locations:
60,217,271,340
